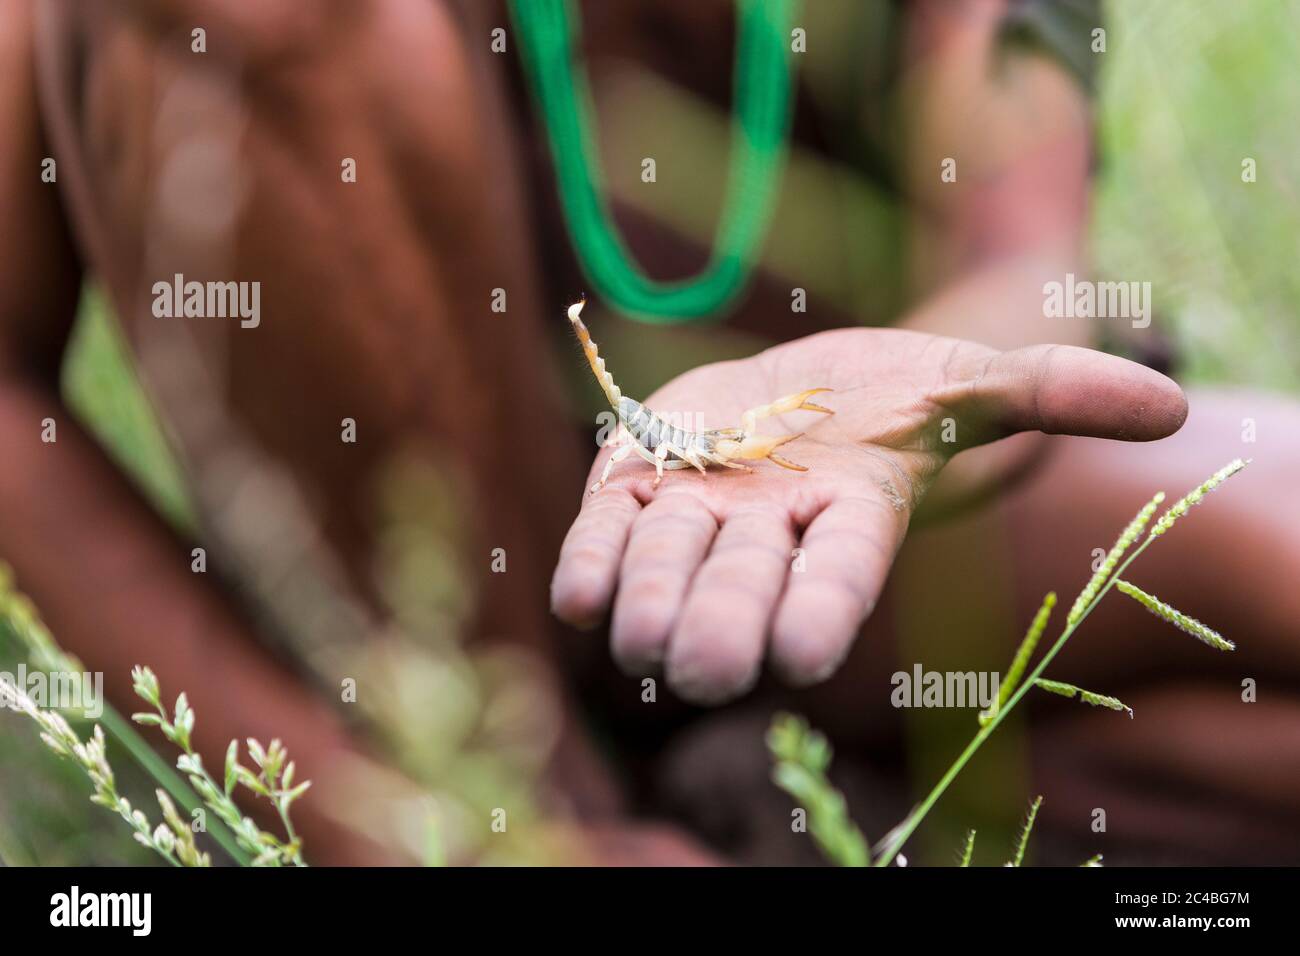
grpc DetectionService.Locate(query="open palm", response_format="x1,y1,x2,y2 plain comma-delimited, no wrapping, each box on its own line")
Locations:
552,326,1187,704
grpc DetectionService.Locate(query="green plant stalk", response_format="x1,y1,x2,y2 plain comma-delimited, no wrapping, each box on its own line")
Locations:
873,536,1157,867
957,829,975,867
275,799,299,851
1008,796,1043,867
99,705,250,866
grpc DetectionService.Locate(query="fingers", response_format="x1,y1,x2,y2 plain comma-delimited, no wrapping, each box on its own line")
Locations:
551,487,641,629
666,510,796,704
770,497,907,686
609,493,718,673
938,342,1188,444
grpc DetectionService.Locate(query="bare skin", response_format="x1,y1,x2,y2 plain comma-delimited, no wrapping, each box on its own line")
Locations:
2,0,1294,865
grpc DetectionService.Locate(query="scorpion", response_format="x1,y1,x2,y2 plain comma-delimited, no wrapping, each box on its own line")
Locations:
568,299,834,493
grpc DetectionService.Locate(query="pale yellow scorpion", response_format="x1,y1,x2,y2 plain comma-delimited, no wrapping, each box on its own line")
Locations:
568,299,834,493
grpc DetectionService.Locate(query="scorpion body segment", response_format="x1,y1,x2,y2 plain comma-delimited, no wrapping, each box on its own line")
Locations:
568,299,834,492
618,396,695,462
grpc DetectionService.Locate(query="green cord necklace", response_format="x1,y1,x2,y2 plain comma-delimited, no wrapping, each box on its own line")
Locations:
509,0,798,323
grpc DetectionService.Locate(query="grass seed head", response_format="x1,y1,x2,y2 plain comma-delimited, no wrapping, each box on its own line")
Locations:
1150,459,1248,536
1115,579,1235,651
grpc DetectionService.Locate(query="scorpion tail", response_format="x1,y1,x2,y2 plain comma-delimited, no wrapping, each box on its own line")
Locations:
568,297,622,408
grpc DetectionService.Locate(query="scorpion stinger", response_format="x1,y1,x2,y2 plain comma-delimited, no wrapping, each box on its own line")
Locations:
567,300,833,492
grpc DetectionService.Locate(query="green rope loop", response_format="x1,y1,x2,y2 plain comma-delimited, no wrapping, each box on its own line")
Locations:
509,0,799,323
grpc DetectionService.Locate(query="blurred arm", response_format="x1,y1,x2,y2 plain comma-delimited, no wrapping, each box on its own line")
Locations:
885,0,1103,513
895,0,1096,351
0,0,381,864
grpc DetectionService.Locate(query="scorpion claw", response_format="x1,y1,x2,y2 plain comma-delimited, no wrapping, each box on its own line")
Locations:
791,387,836,417
739,388,836,434
768,453,809,472
772,387,835,415
712,432,806,472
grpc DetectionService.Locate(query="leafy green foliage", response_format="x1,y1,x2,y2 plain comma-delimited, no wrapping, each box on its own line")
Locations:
61,288,194,531
767,714,870,867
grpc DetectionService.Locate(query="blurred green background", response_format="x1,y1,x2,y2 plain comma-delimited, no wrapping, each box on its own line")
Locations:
1091,0,1300,391
3,0,1297,865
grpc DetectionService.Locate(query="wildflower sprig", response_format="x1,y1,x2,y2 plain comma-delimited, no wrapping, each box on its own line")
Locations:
0,568,249,863
767,714,870,867
131,666,310,866
1,676,209,867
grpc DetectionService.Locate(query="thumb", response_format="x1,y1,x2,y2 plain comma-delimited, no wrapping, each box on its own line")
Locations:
933,342,1188,446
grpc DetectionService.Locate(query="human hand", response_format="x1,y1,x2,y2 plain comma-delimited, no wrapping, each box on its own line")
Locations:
552,327,1187,704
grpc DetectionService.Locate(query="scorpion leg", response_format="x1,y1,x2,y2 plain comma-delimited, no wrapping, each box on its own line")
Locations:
704,451,751,472
651,442,671,489
590,441,635,494
682,448,709,475
629,441,690,486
